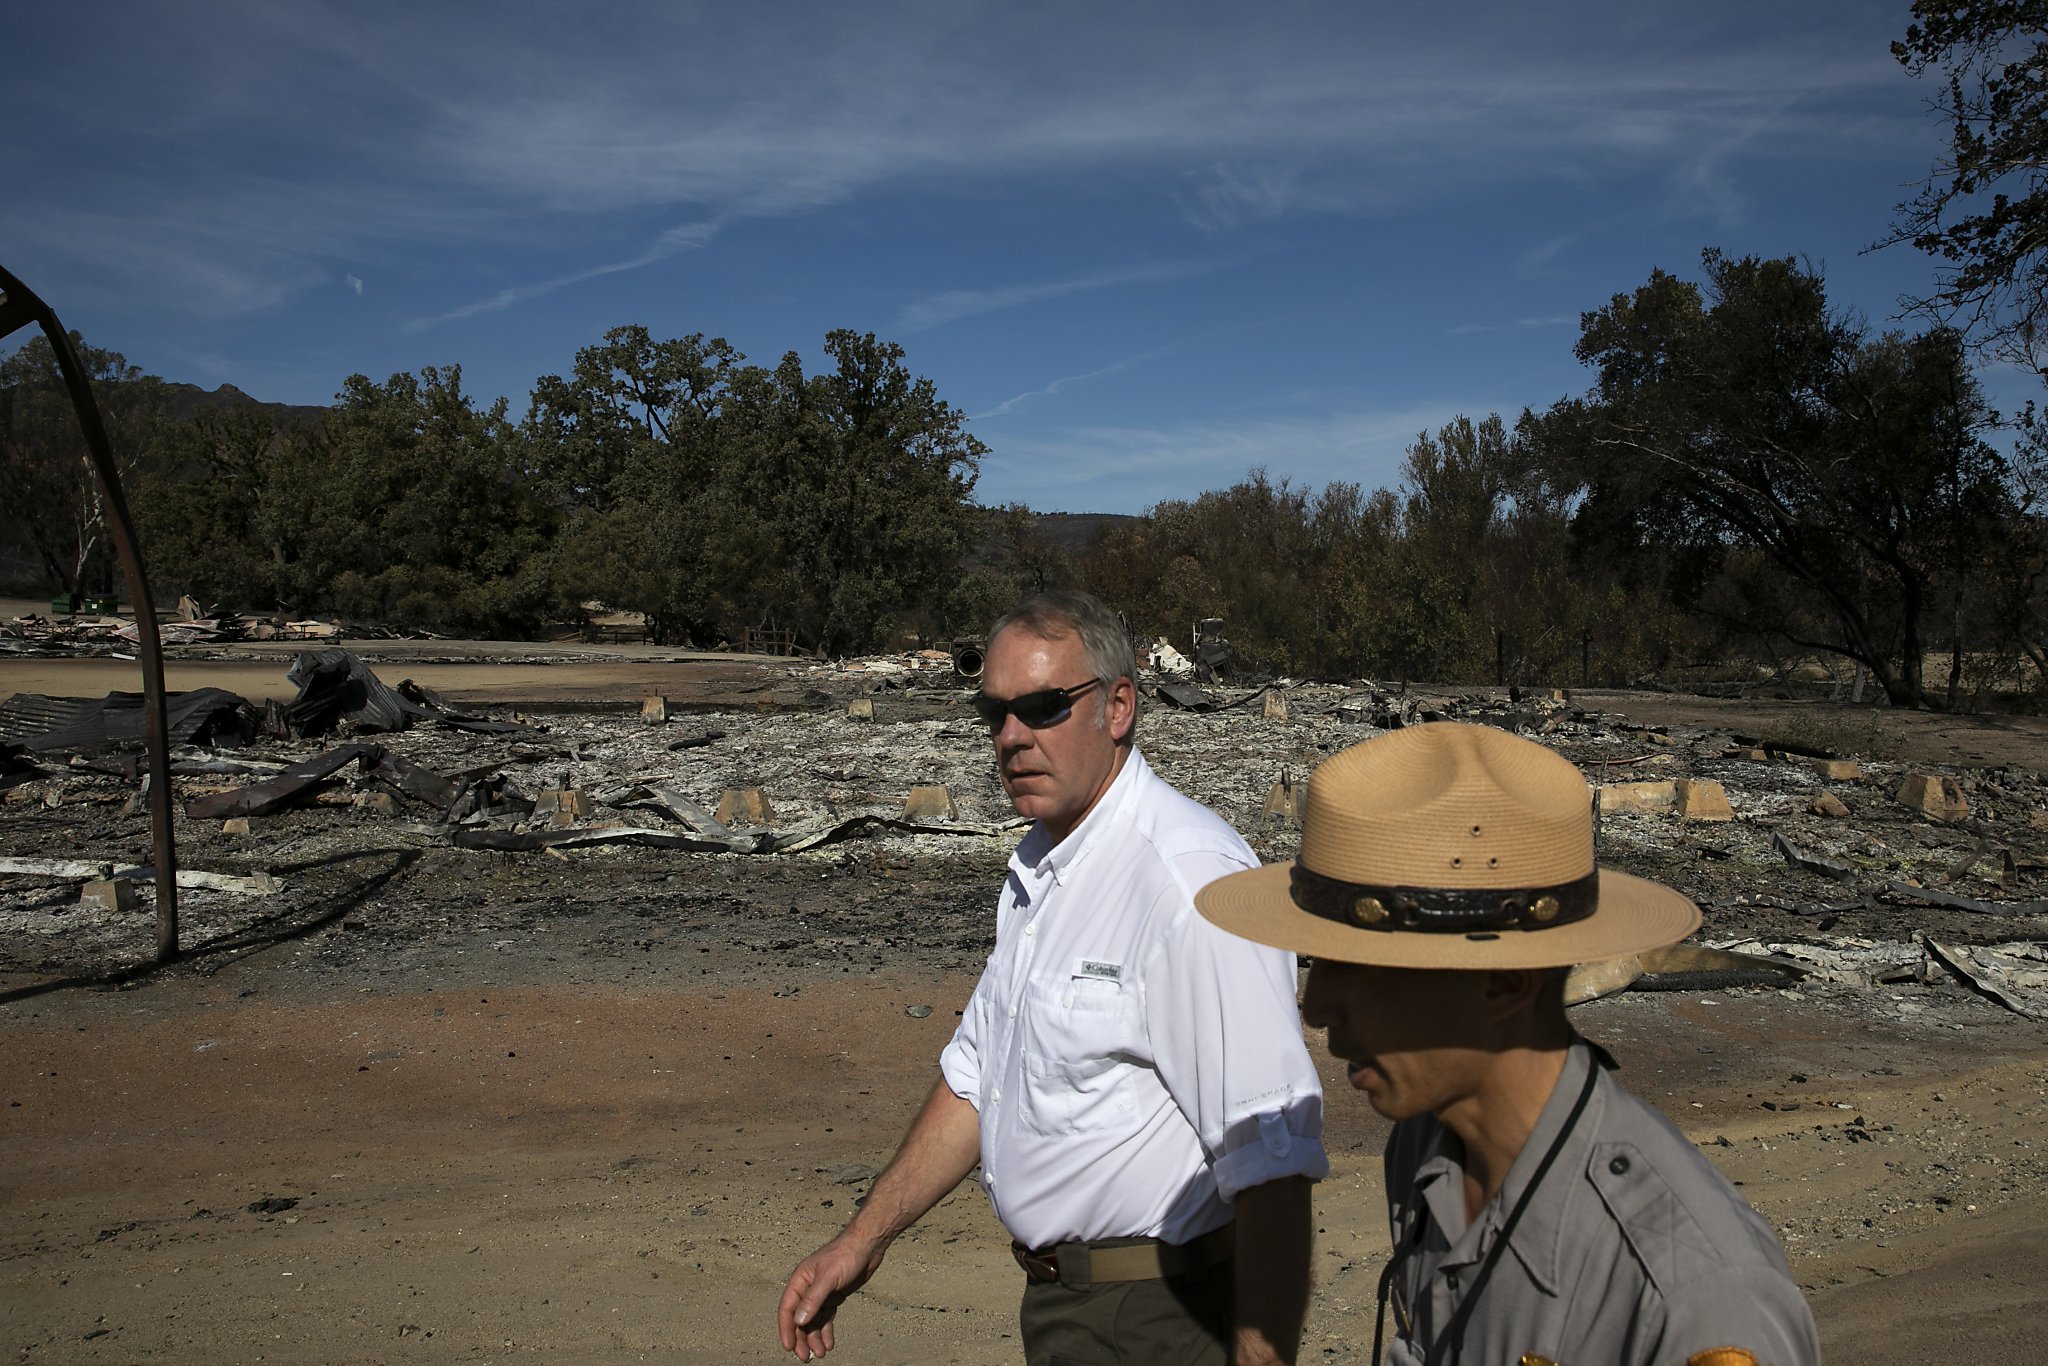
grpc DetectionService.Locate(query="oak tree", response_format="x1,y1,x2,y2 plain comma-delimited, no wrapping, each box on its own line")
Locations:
1528,251,2013,707
1885,2,2048,377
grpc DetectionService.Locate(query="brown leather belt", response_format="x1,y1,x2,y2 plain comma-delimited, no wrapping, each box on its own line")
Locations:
1011,1223,1235,1287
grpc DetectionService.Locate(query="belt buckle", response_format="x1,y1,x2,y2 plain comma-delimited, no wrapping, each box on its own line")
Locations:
1011,1244,1060,1283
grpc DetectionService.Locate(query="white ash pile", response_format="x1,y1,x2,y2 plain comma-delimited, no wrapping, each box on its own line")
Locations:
1,659,2044,1017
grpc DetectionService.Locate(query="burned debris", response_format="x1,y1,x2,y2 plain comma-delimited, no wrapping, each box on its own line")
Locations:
1,656,2045,1022
0,687,258,755
280,647,523,737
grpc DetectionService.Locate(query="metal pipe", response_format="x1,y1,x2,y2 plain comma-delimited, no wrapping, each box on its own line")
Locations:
0,264,179,963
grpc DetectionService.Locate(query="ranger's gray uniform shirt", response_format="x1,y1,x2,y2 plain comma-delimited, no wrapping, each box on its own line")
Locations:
1382,1040,1820,1366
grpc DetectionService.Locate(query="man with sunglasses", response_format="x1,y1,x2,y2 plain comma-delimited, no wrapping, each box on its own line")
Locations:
779,590,1326,1365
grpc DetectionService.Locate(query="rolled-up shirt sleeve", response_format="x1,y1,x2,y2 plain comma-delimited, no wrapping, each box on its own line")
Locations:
938,972,991,1107
1143,854,1327,1201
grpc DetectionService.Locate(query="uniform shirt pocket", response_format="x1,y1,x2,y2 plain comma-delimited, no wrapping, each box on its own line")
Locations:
1017,969,1145,1137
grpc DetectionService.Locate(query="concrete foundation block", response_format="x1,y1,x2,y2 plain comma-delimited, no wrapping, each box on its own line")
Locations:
1261,780,1298,821
901,785,956,820
80,879,137,913
1895,773,1968,822
716,787,775,826
1674,778,1733,821
533,789,592,818
1598,780,1677,815
1809,790,1850,818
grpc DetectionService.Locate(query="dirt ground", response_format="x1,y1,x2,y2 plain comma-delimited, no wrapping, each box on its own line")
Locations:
3,647,2047,1363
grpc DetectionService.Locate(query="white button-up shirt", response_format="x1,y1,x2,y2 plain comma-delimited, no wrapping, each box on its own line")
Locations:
939,749,1327,1251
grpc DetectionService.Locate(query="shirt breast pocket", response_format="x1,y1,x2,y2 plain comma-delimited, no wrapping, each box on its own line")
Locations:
1017,974,1145,1137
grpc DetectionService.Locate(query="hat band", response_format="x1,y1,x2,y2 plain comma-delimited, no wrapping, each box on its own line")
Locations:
1288,865,1599,935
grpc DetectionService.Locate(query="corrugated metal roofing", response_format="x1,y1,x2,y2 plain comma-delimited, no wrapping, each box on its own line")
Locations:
0,688,258,753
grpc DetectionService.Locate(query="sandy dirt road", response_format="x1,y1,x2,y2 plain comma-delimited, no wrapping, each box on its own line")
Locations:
4,917,2045,1365
0,649,790,710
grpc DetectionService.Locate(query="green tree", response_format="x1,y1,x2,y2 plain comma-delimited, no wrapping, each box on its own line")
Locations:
734,331,985,654
1885,1,2048,380
1075,471,1305,673
523,324,743,516
525,327,983,653
142,367,554,634
1301,482,1401,679
319,367,554,636
526,327,749,641
1079,470,1416,679
1527,250,2014,707
1386,414,1602,687
933,503,1077,643
134,408,296,608
0,335,164,598
1394,417,1507,681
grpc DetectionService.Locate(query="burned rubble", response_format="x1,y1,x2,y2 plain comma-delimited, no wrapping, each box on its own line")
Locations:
0,598,399,660
0,652,2045,1024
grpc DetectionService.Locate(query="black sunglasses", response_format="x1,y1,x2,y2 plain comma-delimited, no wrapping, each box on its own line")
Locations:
971,678,1104,730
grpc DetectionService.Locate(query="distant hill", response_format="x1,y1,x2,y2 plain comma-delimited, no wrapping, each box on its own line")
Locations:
0,379,332,593
158,381,328,428
1025,511,1135,556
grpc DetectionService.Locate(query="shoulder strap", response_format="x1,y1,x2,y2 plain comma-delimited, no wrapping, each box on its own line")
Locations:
1425,1056,1600,1366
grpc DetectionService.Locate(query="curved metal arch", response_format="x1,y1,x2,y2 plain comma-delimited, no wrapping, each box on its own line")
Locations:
0,263,179,963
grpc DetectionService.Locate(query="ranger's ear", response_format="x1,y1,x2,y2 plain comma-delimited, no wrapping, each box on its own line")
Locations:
1480,968,1545,1023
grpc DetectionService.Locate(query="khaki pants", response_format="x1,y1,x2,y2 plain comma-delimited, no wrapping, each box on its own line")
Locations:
1018,1255,1234,1366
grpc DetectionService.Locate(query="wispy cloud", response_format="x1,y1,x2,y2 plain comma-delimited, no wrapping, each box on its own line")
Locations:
1660,92,1806,228
0,203,324,316
973,343,1185,420
403,220,721,330
972,308,1310,421
1447,316,1575,336
1517,233,1580,275
1178,163,1302,232
974,357,1138,420
1,1,1929,326
899,259,1213,333
345,272,364,296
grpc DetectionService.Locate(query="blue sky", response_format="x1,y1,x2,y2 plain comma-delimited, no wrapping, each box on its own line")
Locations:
1,1,2003,513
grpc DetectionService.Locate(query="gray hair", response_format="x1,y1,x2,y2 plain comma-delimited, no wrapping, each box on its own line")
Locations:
989,589,1138,729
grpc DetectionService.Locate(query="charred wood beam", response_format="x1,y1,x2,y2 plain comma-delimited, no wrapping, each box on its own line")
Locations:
185,742,384,820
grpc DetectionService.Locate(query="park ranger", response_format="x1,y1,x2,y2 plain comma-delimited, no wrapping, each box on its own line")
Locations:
1197,722,1820,1366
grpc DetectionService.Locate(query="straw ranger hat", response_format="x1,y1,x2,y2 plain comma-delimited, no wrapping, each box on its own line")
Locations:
1197,722,1700,969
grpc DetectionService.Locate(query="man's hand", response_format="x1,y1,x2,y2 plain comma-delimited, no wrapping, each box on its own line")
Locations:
777,1229,886,1361
771,1078,984,1360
